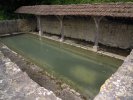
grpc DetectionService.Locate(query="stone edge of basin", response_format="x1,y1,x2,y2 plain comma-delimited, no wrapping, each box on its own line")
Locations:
0,45,61,100
31,32,125,61
0,44,85,100
94,50,133,100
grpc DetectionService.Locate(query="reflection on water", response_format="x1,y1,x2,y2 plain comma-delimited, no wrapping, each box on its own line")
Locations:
0,34,123,99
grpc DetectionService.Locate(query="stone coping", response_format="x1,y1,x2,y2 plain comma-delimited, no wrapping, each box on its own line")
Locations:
94,50,133,100
0,46,61,100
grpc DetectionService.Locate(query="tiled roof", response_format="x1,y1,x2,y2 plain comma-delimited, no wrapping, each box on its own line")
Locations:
15,3,133,18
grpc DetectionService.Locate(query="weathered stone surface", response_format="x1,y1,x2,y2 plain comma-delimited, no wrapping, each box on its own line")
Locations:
0,50,61,100
0,44,83,100
94,50,133,100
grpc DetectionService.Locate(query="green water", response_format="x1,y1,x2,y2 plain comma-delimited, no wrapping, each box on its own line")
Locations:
0,34,123,99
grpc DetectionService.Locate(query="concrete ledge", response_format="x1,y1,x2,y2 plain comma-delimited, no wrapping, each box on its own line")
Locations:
94,50,133,100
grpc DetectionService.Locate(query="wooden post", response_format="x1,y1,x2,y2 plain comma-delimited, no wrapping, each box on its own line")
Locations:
37,16,43,36
93,16,103,52
84,16,91,41
56,16,64,42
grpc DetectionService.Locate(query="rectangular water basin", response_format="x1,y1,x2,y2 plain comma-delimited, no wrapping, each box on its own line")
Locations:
0,33,123,99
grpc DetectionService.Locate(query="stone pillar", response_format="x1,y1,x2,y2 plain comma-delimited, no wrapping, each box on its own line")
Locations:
56,16,64,42
93,16,103,52
37,16,43,36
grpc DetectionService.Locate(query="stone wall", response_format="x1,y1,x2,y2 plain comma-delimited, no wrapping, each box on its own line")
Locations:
40,16,133,49
94,50,133,100
17,19,36,32
0,19,36,35
0,20,17,34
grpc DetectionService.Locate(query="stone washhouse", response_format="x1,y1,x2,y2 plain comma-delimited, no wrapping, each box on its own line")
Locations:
0,3,132,100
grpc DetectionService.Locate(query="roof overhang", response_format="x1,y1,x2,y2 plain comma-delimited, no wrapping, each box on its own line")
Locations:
15,3,133,18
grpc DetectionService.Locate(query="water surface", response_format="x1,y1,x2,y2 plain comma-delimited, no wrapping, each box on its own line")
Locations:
0,34,123,99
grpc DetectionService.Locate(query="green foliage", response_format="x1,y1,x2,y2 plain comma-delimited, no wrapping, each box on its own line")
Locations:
42,0,133,4
0,0,133,20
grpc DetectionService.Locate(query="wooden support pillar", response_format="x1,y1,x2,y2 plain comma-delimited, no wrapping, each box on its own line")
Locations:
85,16,91,41
93,16,103,52
56,15,64,42
37,16,43,36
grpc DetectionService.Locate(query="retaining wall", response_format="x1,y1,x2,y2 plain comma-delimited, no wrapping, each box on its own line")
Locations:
40,16,133,49
0,19,36,35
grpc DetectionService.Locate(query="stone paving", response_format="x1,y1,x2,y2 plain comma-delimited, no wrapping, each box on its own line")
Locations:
0,50,61,100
